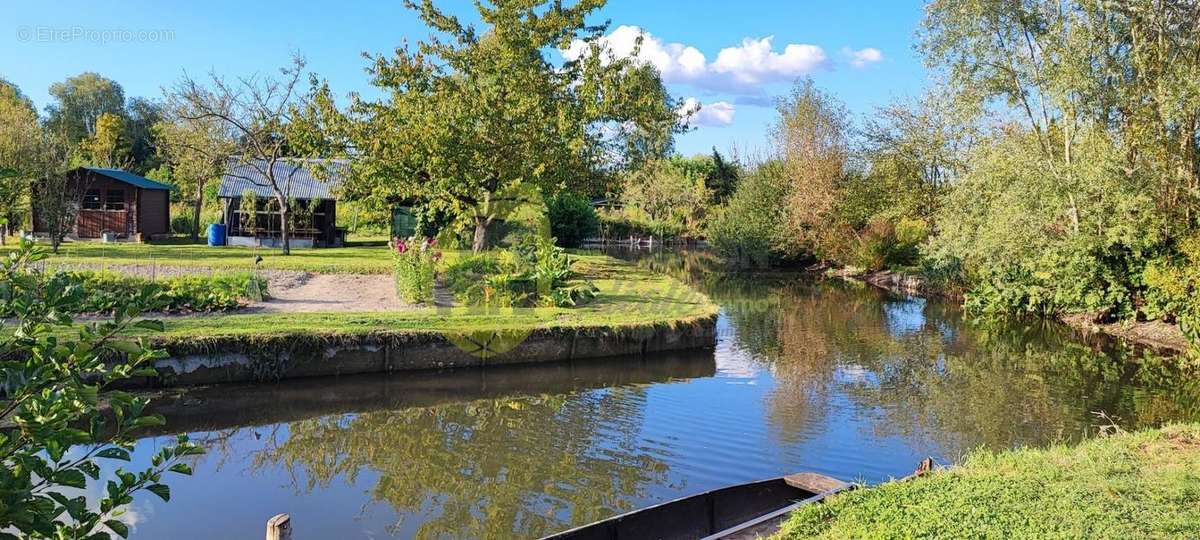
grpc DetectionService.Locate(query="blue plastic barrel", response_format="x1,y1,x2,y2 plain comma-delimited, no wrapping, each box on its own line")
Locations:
207,223,227,246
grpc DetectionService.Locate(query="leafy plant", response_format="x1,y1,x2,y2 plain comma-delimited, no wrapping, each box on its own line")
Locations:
0,240,201,539
0,271,267,316
546,192,599,248
444,238,596,308
392,236,439,304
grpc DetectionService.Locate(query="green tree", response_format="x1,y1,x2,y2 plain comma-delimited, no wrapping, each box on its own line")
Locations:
338,0,682,252
153,100,236,241
124,97,164,173
79,112,131,168
0,78,38,244
0,241,201,538
45,72,126,145
169,54,330,255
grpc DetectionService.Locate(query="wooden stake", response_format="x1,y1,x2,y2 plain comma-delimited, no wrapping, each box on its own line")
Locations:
265,513,292,540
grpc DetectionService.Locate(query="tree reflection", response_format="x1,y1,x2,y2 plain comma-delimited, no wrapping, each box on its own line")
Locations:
246,387,668,539
718,274,1200,457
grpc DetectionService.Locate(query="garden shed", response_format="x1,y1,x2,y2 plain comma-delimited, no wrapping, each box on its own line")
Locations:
217,159,348,248
32,167,172,241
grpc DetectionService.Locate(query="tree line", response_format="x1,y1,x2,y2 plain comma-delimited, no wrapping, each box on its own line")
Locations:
710,0,1200,345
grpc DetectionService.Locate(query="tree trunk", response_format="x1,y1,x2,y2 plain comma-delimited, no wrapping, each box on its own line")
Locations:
191,191,203,242
279,199,291,255
472,217,488,253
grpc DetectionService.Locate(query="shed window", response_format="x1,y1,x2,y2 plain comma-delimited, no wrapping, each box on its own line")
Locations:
82,190,102,210
105,189,125,211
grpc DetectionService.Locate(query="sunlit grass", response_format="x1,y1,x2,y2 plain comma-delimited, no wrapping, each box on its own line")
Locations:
775,424,1200,539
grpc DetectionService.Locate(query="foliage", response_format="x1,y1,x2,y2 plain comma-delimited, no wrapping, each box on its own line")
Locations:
332,0,683,252
444,238,597,308
546,192,599,248
154,98,235,240
238,189,258,232
76,271,264,314
775,424,1200,539
45,72,126,146
0,240,201,539
168,54,334,255
707,160,792,267
392,236,440,304
618,158,711,237
1143,237,1200,343
79,112,131,169
0,79,39,242
596,208,688,241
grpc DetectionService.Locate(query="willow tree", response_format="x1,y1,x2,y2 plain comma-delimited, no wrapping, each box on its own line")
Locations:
339,0,681,252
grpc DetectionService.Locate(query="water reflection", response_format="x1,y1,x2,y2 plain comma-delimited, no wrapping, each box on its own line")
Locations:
126,249,1199,539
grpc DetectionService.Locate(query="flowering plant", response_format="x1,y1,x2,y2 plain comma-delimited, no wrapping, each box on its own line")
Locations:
392,236,440,304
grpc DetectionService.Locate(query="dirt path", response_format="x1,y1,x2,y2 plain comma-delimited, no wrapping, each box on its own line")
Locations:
252,273,407,313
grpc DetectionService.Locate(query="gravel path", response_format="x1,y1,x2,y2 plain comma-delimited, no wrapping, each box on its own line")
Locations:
248,273,407,313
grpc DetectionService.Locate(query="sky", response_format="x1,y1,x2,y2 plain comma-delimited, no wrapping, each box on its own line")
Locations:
0,0,929,157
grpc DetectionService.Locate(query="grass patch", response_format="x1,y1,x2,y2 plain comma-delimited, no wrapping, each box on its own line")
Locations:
8,239,396,274
776,424,1200,539
136,253,717,341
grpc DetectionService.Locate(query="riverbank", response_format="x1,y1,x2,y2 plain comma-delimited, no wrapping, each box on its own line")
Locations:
103,250,720,385
773,423,1200,539
835,267,1193,353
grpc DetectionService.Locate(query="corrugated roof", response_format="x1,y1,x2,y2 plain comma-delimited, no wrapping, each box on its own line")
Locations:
82,167,173,191
218,159,348,200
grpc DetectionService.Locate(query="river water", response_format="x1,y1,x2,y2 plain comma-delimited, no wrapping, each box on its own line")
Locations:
123,250,1198,539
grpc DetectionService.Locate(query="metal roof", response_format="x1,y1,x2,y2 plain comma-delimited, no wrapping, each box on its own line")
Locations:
82,167,173,191
218,159,348,200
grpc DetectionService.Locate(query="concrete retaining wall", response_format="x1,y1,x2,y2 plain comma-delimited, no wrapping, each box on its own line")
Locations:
140,316,718,387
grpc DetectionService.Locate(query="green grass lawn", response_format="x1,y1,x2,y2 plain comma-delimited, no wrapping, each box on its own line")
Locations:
775,424,1200,539
7,237,395,274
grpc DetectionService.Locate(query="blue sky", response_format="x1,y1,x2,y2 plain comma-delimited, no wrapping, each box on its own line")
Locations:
1,0,928,157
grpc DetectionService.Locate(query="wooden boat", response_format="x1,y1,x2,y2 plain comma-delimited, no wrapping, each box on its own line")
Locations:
540,472,854,540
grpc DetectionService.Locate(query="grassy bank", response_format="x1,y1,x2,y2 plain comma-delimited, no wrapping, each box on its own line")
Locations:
776,424,1200,539
6,239,395,274
136,252,718,342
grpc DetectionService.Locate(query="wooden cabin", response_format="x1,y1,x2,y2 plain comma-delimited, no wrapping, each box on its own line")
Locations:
32,167,171,241
217,159,347,248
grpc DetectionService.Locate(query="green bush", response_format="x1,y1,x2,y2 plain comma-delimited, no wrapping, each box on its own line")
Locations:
392,236,439,304
597,208,687,241
0,240,201,538
0,270,267,316
1143,236,1200,343
707,161,792,267
444,238,597,308
546,192,599,247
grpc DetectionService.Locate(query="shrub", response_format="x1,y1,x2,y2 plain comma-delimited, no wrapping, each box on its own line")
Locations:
1143,236,1200,343
444,238,596,308
707,160,792,267
0,240,201,538
546,192,599,248
392,236,440,304
0,270,266,316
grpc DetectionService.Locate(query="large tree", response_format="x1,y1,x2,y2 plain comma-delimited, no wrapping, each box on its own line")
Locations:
79,112,132,168
153,104,235,241
337,0,682,252
169,54,327,254
45,72,126,145
0,79,38,243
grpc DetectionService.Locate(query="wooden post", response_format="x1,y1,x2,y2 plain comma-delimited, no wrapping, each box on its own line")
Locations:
266,513,292,540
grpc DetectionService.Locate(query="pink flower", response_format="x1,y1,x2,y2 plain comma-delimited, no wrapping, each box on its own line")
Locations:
395,238,408,254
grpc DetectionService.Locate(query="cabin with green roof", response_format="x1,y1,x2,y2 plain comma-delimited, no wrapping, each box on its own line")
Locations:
32,167,172,242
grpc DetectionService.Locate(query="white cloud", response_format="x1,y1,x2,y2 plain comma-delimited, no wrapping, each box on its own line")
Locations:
679,97,736,127
564,26,838,94
711,38,827,86
845,47,883,68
